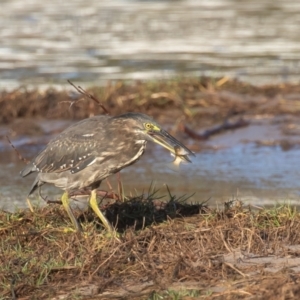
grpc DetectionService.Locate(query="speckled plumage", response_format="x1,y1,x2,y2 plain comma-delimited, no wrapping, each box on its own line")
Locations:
21,112,194,231
21,113,152,195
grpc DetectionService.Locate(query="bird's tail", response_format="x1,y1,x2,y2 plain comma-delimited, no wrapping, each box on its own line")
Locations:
27,176,43,196
20,163,35,177
20,163,42,196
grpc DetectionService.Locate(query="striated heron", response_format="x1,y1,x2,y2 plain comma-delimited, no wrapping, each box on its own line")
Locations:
20,112,194,232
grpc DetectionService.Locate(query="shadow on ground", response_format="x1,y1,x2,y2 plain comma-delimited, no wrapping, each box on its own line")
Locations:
2,197,300,299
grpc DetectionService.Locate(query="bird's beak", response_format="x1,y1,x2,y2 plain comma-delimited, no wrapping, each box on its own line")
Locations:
148,129,195,162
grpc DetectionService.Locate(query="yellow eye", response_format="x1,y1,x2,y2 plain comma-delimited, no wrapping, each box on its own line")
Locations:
144,122,160,131
145,123,153,130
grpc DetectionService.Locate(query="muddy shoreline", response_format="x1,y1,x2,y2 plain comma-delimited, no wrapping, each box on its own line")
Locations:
2,78,300,299
2,77,300,149
2,77,300,211
1,77,300,125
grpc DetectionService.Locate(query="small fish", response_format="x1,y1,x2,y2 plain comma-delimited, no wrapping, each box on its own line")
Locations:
172,145,192,167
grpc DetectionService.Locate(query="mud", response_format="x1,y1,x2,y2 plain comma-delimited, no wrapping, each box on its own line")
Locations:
2,78,300,299
2,78,300,210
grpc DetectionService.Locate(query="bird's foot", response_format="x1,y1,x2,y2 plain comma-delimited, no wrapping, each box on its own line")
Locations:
61,191,82,232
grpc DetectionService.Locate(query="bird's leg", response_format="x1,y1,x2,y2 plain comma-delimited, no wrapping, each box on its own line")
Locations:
61,191,82,232
89,189,114,233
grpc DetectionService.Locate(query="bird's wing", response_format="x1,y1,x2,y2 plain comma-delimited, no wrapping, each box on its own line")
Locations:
33,136,98,174
33,116,110,174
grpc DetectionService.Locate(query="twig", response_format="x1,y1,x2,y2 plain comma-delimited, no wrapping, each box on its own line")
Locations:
183,118,249,140
212,289,252,298
219,229,233,253
105,178,119,200
90,243,122,278
68,80,110,114
37,189,119,206
5,135,30,164
59,98,86,111
10,278,17,300
224,262,247,278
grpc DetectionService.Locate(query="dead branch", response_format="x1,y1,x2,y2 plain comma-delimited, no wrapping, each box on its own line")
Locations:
183,118,249,140
68,80,110,114
5,135,30,164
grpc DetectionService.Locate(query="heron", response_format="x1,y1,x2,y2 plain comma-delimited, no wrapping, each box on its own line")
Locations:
20,112,194,232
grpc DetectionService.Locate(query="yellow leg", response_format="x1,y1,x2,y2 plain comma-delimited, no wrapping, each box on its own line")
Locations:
61,191,81,232
89,189,114,232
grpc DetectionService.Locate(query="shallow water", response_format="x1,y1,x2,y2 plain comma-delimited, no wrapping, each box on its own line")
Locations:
1,116,300,211
1,0,300,90
1,0,300,210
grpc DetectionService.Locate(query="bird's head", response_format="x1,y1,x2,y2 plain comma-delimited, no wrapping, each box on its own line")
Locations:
116,113,194,162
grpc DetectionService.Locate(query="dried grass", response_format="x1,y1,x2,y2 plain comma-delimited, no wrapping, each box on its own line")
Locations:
2,77,300,125
1,197,300,299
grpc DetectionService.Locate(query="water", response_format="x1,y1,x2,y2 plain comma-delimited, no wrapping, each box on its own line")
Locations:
1,0,300,210
0,0,300,90
1,116,300,211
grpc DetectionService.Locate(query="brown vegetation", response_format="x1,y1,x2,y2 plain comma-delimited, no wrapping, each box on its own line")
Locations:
1,197,300,299
2,77,300,299
1,77,300,126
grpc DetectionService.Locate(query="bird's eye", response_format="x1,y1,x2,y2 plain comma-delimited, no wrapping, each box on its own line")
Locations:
145,123,153,130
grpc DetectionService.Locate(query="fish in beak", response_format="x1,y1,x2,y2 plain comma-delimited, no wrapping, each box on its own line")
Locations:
172,145,192,166
148,129,194,166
